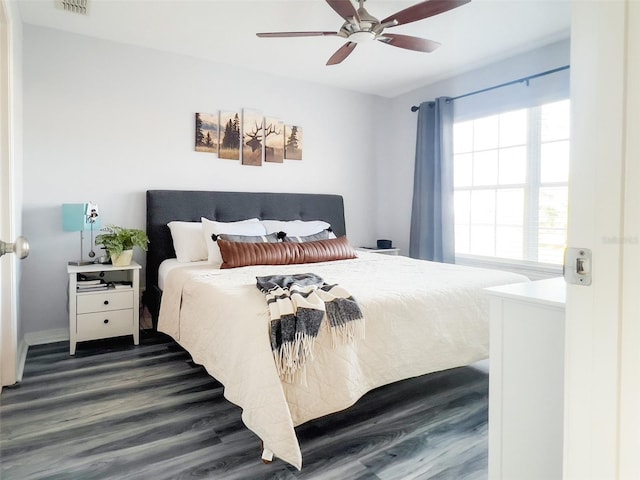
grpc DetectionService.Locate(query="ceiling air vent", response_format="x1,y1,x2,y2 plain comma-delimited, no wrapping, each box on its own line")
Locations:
55,0,89,15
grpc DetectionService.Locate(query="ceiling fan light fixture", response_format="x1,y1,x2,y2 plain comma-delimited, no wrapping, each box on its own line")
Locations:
257,0,472,65
348,31,376,43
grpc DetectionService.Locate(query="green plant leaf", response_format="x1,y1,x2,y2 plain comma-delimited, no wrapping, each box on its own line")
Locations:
95,224,149,257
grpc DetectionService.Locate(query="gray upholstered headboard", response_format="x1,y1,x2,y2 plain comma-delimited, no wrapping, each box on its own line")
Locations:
143,190,346,326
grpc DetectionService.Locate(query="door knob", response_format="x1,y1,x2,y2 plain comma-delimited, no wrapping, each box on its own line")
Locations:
0,236,29,259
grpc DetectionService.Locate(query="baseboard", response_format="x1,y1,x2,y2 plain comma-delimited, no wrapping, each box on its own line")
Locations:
24,328,70,346
7,329,69,388
16,338,29,382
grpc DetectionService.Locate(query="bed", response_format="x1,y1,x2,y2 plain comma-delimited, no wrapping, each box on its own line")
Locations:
143,189,528,470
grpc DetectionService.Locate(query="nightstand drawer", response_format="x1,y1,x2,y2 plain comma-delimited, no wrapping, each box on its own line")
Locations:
77,290,133,314
76,309,133,340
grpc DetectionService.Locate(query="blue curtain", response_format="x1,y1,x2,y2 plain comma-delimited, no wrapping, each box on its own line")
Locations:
409,98,455,263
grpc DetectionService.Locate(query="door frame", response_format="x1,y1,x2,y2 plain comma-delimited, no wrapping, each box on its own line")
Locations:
0,0,18,390
564,2,640,478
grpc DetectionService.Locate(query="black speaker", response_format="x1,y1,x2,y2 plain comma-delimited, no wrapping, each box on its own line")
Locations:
376,239,392,249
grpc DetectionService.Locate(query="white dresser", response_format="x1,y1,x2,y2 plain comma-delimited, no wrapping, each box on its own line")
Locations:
485,277,566,480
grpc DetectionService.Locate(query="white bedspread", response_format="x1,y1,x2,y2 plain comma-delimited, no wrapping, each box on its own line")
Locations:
158,252,527,469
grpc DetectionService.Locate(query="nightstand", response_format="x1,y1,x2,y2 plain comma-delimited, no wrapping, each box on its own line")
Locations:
67,261,141,355
355,247,400,256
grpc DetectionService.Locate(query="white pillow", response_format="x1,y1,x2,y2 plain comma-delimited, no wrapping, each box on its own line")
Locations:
260,219,334,237
168,221,208,263
201,217,266,267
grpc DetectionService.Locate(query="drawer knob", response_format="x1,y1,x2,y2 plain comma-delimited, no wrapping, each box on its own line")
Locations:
103,319,109,324
103,300,109,305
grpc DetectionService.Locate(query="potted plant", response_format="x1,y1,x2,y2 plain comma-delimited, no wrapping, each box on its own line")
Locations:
95,225,149,267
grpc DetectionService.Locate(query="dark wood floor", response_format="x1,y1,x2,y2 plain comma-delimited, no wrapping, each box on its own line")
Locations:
0,331,489,480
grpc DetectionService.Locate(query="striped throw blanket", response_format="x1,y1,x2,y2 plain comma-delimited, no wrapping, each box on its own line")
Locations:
256,273,364,383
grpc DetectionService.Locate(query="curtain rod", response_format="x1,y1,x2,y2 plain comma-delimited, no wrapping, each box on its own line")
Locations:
410,64,570,112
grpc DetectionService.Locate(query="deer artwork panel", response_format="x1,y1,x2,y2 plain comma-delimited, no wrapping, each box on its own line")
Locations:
218,110,241,160
264,117,285,163
242,109,264,166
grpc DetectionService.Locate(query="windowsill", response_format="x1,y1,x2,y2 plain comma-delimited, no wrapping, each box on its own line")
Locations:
454,254,563,280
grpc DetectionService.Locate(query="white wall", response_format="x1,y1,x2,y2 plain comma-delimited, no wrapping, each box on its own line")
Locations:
374,39,570,256
19,27,572,337
20,25,382,336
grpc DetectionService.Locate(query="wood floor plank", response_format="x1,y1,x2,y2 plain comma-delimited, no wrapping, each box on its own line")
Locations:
0,332,489,479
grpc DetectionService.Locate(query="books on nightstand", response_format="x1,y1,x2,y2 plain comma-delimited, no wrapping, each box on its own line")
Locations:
76,279,133,292
76,279,107,292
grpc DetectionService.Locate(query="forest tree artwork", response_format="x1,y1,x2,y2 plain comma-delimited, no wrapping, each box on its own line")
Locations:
285,125,303,160
194,111,301,166
218,111,241,160
194,113,218,153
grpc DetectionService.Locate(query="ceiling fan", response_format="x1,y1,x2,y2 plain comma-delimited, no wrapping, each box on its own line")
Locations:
256,0,471,65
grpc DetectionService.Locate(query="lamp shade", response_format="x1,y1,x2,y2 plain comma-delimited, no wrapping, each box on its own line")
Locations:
63,202,101,265
62,204,87,232
62,203,101,231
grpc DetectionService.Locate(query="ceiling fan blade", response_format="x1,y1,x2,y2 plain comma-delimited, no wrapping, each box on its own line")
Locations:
382,0,471,27
326,42,357,65
325,0,360,23
377,33,441,53
257,31,339,38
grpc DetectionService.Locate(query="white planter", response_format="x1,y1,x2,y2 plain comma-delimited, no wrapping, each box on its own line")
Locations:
110,249,133,267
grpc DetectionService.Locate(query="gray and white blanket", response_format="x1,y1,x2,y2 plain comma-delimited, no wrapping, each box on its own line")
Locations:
256,273,364,382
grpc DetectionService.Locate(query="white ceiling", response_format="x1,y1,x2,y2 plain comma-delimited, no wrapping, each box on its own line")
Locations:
17,0,571,98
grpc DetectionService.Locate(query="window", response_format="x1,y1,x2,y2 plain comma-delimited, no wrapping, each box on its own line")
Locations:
453,99,569,265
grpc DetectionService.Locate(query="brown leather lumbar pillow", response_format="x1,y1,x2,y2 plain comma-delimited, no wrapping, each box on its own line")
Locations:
218,235,356,269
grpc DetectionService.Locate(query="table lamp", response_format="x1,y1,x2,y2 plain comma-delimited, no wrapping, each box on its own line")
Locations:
62,202,100,265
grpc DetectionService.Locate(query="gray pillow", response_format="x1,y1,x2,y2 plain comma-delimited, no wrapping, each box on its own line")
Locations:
214,232,281,243
283,229,333,243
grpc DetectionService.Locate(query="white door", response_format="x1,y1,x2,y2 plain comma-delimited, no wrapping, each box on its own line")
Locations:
564,2,640,479
0,0,27,390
